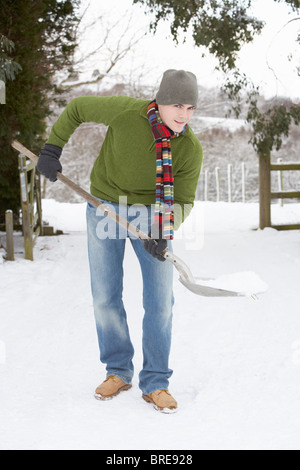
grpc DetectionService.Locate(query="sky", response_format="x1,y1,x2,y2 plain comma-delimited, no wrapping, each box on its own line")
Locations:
77,0,300,99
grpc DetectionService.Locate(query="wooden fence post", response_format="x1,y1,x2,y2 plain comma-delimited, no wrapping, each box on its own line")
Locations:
18,153,34,261
204,170,209,201
35,173,43,236
259,146,271,229
5,210,15,261
215,167,220,202
228,164,232,203
277,158,284,207
241,162,246,203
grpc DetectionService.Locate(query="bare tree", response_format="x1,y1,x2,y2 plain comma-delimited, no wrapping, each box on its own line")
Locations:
60,7,147,90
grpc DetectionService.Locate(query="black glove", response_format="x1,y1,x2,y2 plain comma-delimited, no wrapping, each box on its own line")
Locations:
144,227,168,262
37,143,62,182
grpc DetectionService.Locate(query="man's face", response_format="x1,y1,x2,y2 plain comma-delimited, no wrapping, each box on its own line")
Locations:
158,104,195,133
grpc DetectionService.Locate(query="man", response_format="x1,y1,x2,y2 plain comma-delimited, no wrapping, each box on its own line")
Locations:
38,69,203,413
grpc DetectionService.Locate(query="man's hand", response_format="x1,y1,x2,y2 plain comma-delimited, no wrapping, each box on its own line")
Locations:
144,232,168,262
37,144,62,182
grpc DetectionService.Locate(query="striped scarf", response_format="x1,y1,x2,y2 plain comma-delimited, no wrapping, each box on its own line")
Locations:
147,100,187,240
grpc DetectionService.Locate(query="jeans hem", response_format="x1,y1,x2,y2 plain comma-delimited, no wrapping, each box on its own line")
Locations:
140,385,171,395
107,371,133,385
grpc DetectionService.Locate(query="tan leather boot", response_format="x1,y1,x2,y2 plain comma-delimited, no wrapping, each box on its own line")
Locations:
142,389,178,413
95,375,132,401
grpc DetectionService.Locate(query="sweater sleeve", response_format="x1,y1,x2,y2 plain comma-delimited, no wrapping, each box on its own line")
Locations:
47,95,138,148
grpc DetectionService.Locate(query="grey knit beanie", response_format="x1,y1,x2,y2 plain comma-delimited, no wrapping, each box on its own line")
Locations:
156,69,198,108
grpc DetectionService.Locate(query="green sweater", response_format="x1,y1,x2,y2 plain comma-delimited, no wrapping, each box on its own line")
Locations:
47,96,203,228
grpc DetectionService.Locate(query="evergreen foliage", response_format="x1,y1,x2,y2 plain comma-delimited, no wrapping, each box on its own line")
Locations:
0,34,22,82
0,0,80,221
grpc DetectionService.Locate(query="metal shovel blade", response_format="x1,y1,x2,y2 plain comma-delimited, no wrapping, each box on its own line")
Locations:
164,251,244,298
179,277,243,298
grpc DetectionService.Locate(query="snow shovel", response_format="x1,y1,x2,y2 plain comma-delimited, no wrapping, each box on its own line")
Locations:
11,140,246,298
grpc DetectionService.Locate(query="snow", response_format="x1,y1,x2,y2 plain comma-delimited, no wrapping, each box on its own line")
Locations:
197,271,269,297
1,200,300,450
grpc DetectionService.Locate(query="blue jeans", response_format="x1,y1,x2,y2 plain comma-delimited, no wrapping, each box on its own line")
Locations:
86,199,174,395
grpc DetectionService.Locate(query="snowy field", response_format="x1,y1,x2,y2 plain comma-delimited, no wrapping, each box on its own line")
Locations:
0,200,300,450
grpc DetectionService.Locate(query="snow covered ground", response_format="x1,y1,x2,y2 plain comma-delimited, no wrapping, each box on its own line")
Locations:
0,201,300,450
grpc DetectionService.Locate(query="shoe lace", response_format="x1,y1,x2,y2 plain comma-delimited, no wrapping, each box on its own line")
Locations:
156,389,170,397
105,375,117,383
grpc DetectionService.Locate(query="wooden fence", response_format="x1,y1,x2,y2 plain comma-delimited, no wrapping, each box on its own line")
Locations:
18,153,43,260
259,150,300,230
1,153,63,262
